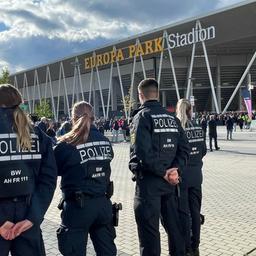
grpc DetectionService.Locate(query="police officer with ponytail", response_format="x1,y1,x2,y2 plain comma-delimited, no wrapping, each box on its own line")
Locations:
0,84,57,256
54,101,117,256
176,99,207,256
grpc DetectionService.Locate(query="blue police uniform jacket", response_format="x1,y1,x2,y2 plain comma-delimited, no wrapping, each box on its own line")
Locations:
182,121,207,187
0,108,57,225
129,100,190,196
54,125,114,197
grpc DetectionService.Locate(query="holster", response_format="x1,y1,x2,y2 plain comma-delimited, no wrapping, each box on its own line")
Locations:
112,202,122,227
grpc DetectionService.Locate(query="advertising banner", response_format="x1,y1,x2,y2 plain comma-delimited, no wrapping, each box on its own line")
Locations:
241,88,252,119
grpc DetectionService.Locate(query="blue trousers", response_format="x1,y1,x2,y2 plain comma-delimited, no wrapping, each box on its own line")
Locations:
134,194,185,256
0,200,45,256
57,196,116,256
179,186,202,251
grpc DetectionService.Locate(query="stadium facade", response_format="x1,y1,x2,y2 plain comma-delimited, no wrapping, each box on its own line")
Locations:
10,0,256,120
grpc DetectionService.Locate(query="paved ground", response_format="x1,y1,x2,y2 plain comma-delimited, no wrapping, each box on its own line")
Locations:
42,126,256,256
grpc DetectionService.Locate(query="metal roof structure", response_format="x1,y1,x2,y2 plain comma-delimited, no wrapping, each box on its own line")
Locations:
9,0,256,118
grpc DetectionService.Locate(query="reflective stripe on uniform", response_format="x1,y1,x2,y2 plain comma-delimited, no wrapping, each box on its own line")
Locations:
0,133,39,139
154,128,178,133
76,140,110,150
188,138,204,143
80,156,113,164
0,154,42,162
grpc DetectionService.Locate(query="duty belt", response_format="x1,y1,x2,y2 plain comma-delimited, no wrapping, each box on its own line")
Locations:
62,191,101,201
0,195,31,204
59,191,105,209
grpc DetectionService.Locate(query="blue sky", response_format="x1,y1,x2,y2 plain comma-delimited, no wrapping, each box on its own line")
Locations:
0,0,244,73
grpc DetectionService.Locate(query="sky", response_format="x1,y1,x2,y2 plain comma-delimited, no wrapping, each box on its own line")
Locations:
0,0,245,74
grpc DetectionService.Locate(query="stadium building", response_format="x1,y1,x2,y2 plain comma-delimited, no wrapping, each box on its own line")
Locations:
10,0,256,120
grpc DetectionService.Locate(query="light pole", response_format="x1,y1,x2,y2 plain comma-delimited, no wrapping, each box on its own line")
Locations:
188,77,196,119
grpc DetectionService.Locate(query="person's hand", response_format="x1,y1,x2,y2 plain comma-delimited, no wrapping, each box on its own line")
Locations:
164,168,179,185
7,220,33,240
0,221,15,240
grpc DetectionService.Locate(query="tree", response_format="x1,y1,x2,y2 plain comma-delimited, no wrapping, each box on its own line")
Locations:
122,88,136,117
0,68,10,84
34,99,54,119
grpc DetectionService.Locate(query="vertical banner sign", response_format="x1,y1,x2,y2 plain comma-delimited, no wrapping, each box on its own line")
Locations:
241,88,252,118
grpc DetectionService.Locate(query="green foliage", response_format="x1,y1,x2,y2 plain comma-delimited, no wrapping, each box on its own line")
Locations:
0,68,10,84
34,99,53,119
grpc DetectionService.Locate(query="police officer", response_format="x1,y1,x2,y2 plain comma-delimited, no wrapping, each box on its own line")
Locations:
176,99,207,256
0,84,57,256
54,101,117,256
129,79,190,256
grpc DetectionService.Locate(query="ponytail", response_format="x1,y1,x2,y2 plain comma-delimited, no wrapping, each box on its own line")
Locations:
58,101,94,146
13,107,32,150
176,99,191,129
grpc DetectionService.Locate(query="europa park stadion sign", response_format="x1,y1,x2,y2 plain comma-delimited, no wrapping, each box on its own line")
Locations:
84,26,216,70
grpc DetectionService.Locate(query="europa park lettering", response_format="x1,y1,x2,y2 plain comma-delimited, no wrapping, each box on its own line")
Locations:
84,26,215,70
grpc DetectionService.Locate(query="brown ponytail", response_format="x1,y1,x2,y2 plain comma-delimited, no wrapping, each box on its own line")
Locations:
58,101,94,146
0,84,32,150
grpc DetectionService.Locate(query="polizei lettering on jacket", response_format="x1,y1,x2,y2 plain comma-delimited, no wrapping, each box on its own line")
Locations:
168,26,215,49
185,127,204,143
0,133,41,196
0,133,41,161
151,114,178,133
77,141,113,164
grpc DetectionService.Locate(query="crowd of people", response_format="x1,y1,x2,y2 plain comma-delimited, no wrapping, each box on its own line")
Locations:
0,81,255,256
32,110,255,149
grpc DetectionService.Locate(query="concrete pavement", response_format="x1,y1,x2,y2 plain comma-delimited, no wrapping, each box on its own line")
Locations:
43,126,256,256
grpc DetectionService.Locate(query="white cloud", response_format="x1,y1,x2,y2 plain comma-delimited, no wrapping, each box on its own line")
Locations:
0,0,245,72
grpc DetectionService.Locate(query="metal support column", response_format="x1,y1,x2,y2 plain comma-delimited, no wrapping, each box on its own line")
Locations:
186,43,196,99
106,63,113,119
60,62,70,118
198,20,219,113
157,32,165,98
165,30,180,100
216,56,222,112
222,50,256,113
114,46,128,119
96,65,106,119
89,68,94,104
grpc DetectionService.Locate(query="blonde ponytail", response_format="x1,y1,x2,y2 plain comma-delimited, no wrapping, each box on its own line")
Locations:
0,84,32,151
176,99,191,129
13,107,32,151
58,101,94,146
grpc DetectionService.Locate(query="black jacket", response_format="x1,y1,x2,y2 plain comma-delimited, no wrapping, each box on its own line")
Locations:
226,118,234,130
129,100,190,196
54,125,114,197
182,121,207,187
0,108,57,226
208,119,217,136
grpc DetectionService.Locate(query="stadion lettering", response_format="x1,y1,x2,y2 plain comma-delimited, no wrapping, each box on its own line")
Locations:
84,25,216,69
168,26,215,49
